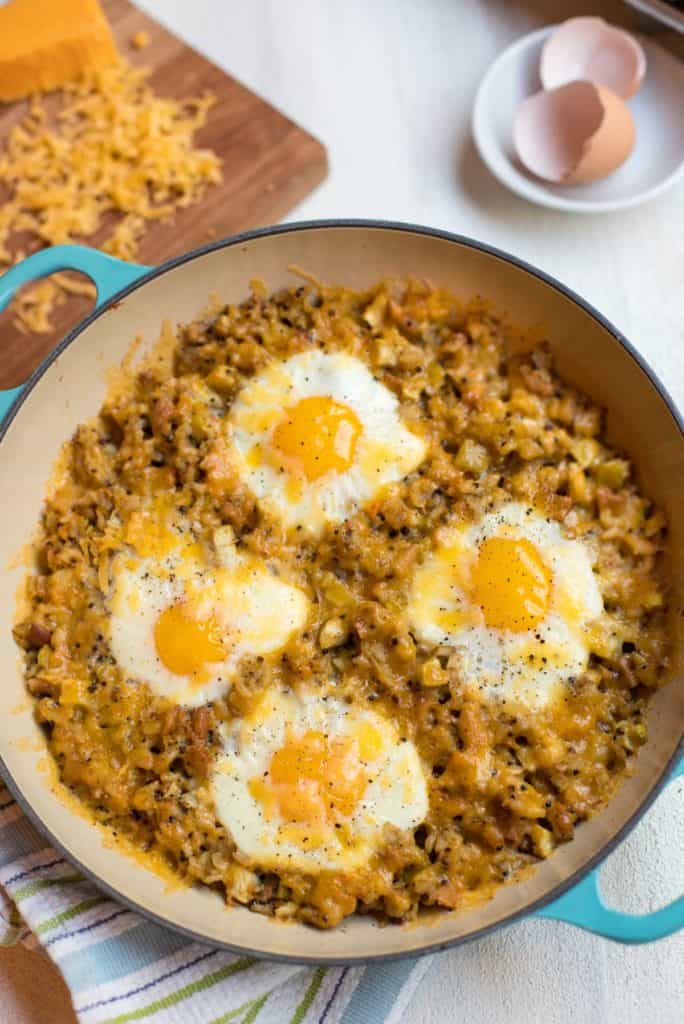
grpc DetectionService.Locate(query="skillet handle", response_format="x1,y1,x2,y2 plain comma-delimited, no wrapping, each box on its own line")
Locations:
535,754,684,943
0,245,151,423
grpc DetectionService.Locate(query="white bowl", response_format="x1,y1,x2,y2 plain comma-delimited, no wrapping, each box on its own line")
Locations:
472,25,684,213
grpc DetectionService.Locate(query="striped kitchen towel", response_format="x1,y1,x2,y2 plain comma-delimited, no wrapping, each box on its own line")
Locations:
0,784,431,1024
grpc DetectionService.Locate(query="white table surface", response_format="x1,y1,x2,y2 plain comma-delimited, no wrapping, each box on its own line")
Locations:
3,1,683,1021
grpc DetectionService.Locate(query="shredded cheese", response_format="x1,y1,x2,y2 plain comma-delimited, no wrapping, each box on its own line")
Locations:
0,60,222,333
131,31,150,51
12,280,63,335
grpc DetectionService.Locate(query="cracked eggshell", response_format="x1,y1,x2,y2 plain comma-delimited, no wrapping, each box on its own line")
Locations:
513,81,636,185
540,16,646,100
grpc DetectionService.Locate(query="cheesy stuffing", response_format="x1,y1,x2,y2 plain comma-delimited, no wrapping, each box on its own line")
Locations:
15,277,670,928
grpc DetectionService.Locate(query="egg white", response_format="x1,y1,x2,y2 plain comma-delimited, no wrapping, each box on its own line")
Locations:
227,350,427,534
408,503,605,709
108,534,309,707
211,687,429,872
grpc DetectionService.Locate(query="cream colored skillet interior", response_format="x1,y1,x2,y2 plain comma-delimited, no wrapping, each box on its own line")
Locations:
0,222,681,961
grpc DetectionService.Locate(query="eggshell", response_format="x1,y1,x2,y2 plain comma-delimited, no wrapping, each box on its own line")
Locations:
513,81,635,185
540,16,646,99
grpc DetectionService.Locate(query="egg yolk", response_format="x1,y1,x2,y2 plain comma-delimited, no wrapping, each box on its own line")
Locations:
154,603,226,677
271,396,362,480
471,536,552,632
250,729,368,825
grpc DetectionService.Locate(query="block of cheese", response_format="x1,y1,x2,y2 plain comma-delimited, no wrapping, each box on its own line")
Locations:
0,0,118,102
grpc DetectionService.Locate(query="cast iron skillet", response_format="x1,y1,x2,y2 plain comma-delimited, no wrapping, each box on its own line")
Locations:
0,221,681,962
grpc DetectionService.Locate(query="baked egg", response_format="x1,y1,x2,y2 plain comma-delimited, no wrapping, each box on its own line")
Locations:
228,350,427,535
408,503,605,709
108,510,309,707
211,686,428,872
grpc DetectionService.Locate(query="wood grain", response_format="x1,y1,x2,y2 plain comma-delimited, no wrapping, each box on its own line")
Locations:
1,946,76,1024
0,0,327,389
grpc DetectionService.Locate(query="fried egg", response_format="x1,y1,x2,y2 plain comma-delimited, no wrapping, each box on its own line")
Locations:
407,503,605,709
108,518,309,707
228,350,427,534
211,687,428,872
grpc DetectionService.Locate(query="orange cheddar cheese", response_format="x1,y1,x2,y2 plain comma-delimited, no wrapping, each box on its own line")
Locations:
0,0,118,102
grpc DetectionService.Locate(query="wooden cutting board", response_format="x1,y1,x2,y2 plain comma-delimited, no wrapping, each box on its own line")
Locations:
0,0,328,389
